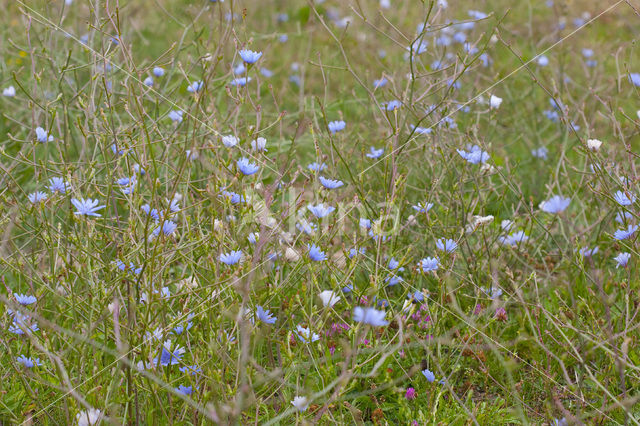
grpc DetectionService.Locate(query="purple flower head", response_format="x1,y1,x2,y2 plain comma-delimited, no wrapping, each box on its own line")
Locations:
418,257,439,272
482,287,503,299
578,246,598,257
366,146,384,159
141,204,161,221
349,247,365,258
412,202,434,213
614,225,638,241
296,220,317,235
233,63,246,75
71,198,106,217
319,176,344,189
221,190,246,204
457,145,489,164
35,127,53,143
175,385,193,395
614,190,636,206
168,110,184,123
404,290,423,303
614,252,631,268
14,293,37,305
116,260,142,275
307,162,327,172
531,147,548,160
328,120,346,134
237,158,260,175
117,176,137,195
615,211,634,224
222,135,238,147
251,137,267,151
373,77,388,88
385,274,403,286
156,342,185,366
239,49,263,64
353,307,389,326
9,312,39,335
230,77,252,86
553,418,568,426
220,250,243,265
405,387,417,400
499,230,529,247
179,364,202,375
422,368,435,382
256,306,277,324
291,396,309,412
308,244,327,261
28,192,48,204
384,100,402,111
388,257,402,270
16,355,42,368
49,177,70,193
436,238,457,253
453,31,467,44
295,325,320,343
187,80,203,93
307,203,335,218
172,320,193,335
153,220,177,237
537,55,549,66
539,195,570,214
411,125,432,135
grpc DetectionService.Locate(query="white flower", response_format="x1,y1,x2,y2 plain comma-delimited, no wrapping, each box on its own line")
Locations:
284,247,300,262
107,300,119,314
279,232,293,245
586,138,602,151
489,95,502,109
76,408,102,426
318,290,340,307
465,215,494,233
177,276,199,290
480,163,496,173
291,396,309,412
476,215,494,225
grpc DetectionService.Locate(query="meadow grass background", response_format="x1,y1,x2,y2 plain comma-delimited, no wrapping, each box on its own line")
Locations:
2,0,640,424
